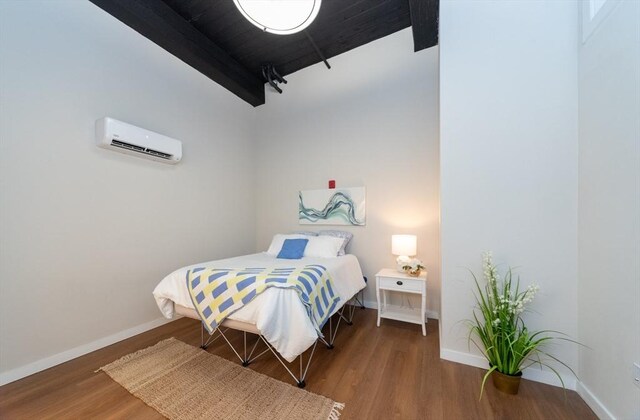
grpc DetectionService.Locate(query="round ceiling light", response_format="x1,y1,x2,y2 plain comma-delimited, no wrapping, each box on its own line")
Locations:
233,0,322,35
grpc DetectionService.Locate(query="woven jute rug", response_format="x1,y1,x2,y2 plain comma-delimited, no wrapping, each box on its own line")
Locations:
98,337,344,420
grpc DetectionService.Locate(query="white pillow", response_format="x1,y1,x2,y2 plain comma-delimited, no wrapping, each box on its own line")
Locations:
319,230,353,256
266,234,308,256
303,236,345,258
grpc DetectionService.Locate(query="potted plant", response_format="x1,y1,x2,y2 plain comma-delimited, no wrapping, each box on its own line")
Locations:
468,252,578,396
402,258,425,277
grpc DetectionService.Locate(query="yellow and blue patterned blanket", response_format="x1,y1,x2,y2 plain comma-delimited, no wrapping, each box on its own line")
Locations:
186,265,340,335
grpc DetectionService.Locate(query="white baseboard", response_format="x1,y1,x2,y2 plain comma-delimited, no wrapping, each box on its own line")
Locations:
0,316,173,386
440,348,577,390
361,299,440,320
576,381,615,420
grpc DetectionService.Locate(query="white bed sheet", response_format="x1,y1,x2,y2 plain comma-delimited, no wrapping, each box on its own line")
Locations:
153,252,365,362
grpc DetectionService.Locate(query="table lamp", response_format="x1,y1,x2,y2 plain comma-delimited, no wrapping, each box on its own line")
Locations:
392,234,417,272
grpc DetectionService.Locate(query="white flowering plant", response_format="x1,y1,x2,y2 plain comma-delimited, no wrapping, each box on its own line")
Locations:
402,258,425,272
468,252,578,397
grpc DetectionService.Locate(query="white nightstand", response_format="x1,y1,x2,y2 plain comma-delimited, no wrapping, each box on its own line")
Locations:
375,268,428,336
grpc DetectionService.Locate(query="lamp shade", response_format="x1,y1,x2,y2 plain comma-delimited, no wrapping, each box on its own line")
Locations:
233,0,322,35
391,235,417,257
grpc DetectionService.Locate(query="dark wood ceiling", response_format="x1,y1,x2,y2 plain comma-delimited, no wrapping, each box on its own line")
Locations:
89,0,438,106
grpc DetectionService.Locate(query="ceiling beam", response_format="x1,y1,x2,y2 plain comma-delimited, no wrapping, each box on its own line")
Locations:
89,0,265,106
278,1,411,76
408,0,439,52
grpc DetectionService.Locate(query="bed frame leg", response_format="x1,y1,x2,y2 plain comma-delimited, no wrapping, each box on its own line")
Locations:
241,332,251,366
326,317,334,349
200,323,208,349
357,277,367,309
347,299,355,325
200,323,224,350
345,303,354,326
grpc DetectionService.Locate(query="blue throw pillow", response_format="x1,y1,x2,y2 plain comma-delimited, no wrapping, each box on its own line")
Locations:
277,238,308,259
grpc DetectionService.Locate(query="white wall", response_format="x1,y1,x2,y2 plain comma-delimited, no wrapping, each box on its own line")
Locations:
577,1,640,418
439,0,580,387
254,29,441,316
0,1,256,383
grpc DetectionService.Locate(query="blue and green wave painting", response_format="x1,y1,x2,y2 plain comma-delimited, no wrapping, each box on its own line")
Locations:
298,191,364,226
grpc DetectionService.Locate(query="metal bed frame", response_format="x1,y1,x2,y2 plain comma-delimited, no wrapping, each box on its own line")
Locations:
197,296,361,388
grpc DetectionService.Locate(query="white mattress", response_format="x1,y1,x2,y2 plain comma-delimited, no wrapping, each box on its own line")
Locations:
153,252,365,361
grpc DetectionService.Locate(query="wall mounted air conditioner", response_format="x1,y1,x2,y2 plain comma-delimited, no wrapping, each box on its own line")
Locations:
96,117,182,164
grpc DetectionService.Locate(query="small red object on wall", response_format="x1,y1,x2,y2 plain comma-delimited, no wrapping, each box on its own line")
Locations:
328,180,336,189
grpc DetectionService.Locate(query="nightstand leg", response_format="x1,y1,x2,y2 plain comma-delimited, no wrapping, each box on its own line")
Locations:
383,289,387,310
376,282,381,327
421,287,427,336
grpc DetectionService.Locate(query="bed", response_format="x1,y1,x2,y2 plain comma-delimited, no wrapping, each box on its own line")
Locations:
153,250,366,387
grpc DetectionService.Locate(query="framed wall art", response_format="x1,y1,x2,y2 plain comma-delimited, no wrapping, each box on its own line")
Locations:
298,187,366,226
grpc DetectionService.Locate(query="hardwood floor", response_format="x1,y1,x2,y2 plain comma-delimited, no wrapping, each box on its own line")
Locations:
0,309,595,419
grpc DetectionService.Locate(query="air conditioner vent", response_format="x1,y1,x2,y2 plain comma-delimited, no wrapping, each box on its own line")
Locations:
111,139,173,160
145,148,173,160
96,117,182,164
